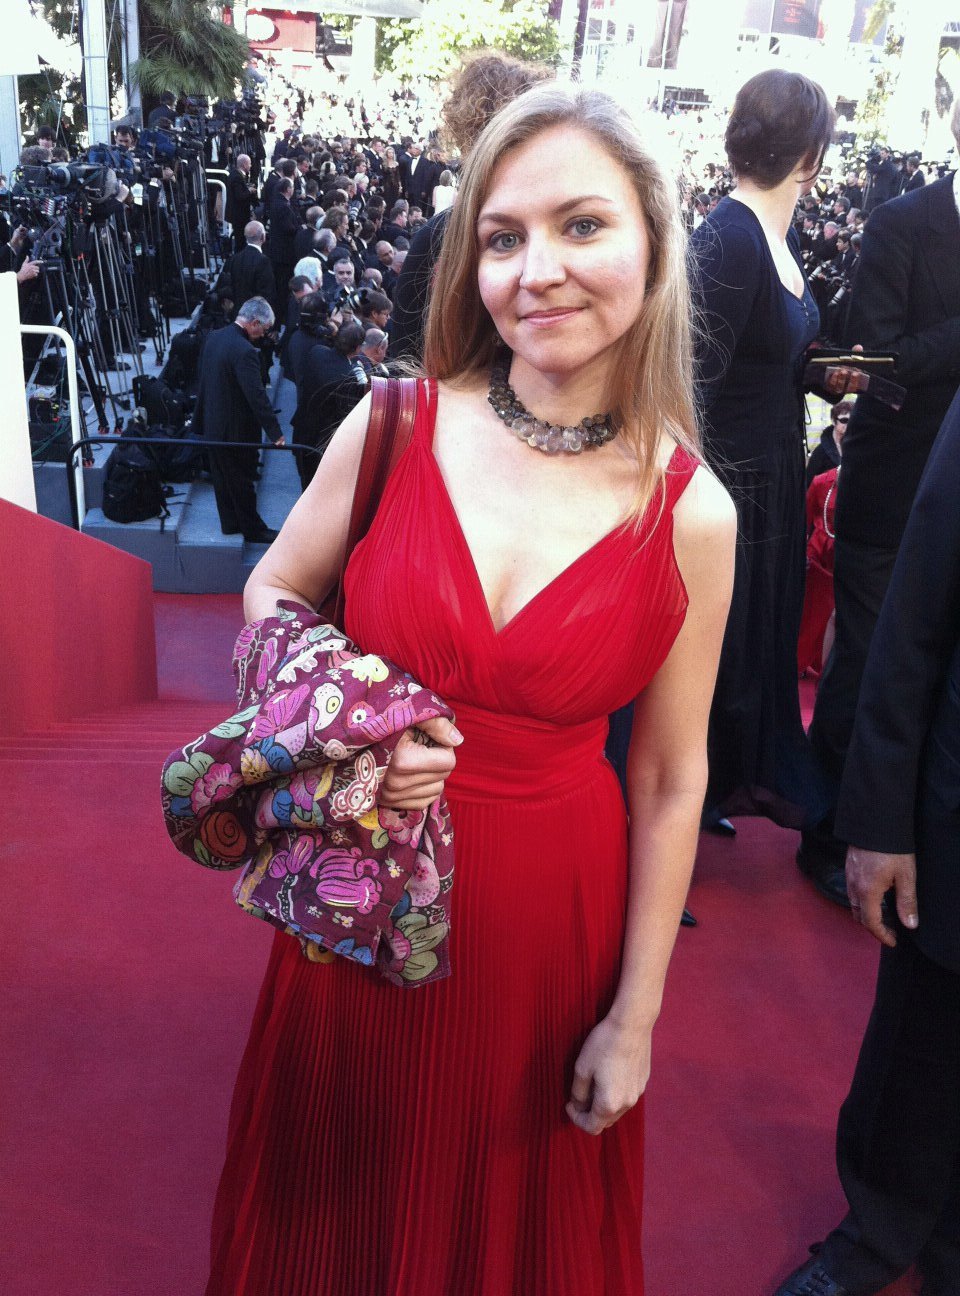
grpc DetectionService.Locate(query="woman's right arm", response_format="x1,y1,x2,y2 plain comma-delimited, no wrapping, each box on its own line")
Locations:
243,391,372,622
243,392,464,807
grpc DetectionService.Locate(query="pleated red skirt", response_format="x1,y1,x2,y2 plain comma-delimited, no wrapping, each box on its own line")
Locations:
205,389,697,1295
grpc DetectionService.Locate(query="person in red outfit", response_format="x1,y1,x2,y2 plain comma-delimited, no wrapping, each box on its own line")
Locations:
206,85,736,1296
798,413,847,675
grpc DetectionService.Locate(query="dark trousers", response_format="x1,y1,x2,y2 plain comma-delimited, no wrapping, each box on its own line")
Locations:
820,937,960,1294
803,535,897,865
208,440,264,538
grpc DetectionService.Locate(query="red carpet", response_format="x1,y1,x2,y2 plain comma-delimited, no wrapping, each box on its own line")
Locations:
1,595,919,1295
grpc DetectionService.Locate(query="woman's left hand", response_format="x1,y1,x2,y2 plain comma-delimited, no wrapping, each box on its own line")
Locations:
566,1016,652,1136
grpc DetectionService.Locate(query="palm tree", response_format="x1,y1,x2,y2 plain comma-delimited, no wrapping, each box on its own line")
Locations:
132,0,251,103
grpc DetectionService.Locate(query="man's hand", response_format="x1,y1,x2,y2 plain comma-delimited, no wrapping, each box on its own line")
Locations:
273,435,286,447
846,845,918,947
823,342,866,397
16,258,40,284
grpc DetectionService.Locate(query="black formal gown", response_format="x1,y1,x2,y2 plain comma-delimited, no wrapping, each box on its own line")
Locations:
691,196,830,828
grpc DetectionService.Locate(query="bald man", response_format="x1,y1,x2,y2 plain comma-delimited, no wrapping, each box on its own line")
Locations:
216,222,276,314
226,153,256,250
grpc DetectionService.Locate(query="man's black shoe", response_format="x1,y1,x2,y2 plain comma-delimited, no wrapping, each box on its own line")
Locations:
773,1256,852,1295
244,527,279,544
797,845,851,909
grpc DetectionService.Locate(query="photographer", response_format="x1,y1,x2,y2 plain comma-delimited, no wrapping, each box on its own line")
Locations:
864,145,899,211
323,255,356,307
290,315,365,491
0,225,41,286
358,325,388,379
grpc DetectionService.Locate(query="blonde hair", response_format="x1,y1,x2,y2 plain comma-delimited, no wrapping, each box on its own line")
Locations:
424,83,701,522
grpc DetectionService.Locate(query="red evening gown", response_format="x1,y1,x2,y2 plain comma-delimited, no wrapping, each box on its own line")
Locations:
206,381,698,1296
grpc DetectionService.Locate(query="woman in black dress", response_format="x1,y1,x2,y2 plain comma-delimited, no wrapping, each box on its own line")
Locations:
692,70,837,830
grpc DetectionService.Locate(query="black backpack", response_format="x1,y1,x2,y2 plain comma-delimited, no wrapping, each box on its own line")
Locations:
132,374,189,429
148,421,203,483
161,328,204,391
102,436,171,527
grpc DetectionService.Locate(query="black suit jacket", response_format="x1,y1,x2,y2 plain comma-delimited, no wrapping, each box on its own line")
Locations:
865,156,899,210
292,224,319,263
837,175,960,550
266,197,299,265
836,388,960,973
217,245,275,312
193,323,282,446
292,343,366,446
225,166,255,230
400,155,439,208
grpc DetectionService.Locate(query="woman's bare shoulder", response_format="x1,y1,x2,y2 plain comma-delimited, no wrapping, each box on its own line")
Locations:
673,461,737,544
671,462,737,604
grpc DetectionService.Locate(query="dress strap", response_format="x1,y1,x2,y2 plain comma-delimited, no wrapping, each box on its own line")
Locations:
415,377,439,444
662,443,701,511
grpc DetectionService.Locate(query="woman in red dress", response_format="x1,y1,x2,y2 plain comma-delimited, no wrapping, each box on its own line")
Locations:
207,85,736,1295
798,414,846,676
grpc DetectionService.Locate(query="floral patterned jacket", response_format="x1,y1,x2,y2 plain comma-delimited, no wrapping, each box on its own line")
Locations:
161,601,455,987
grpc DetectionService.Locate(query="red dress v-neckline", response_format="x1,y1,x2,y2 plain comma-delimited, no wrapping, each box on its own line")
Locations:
420,379,686,639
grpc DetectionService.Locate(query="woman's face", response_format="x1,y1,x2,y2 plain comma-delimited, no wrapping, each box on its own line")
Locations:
476,125,650,386
833,409,849,449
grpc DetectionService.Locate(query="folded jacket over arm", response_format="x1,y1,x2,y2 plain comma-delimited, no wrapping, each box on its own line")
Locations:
161,601,456,986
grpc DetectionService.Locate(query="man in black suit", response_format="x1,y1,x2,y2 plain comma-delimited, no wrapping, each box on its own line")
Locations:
399,141,438,214
193,296,285,543
291,319,366,490
266,179,300,315
216,222,275,318
261,157,297,220
380,201,409,247
864,146,899,211
840,170,864,209
774,393,960,1296
225,154,256,251
799,115,960,905
147,92,176,128
902,154,926,194
292,205,321,263
810,219,840,265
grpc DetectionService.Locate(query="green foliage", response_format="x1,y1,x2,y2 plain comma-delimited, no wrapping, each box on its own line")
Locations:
132,0,251,100
855,18,903,147
862,0,895,45
377,0,562,84
19,0,110,139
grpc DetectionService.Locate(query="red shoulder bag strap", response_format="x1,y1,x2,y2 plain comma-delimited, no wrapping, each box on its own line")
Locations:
323,376,419,625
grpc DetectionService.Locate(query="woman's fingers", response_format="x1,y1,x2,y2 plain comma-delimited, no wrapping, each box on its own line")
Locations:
418,717,464,748
378,782,445,803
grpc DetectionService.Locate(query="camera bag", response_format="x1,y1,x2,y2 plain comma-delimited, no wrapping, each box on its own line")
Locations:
132,374,189,429
102,438,171,527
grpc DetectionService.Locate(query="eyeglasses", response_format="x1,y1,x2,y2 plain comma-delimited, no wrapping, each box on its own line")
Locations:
835,416,850,424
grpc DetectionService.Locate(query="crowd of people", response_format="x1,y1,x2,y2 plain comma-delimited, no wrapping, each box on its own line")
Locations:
8,39,960,1296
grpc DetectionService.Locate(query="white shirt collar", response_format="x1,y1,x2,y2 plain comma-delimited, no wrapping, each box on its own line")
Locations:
953,168,960,218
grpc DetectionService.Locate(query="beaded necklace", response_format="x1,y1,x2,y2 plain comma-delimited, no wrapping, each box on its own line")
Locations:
487,356,618,455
